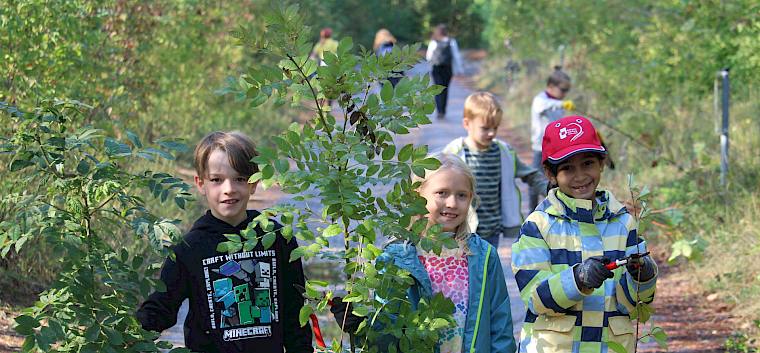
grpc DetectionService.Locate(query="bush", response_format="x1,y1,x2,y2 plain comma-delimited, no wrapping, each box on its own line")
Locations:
0,100,192,352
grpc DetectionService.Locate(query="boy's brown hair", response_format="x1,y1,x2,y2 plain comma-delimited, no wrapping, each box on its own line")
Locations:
547,66,571,87
193,131,258,179
463,91,503,126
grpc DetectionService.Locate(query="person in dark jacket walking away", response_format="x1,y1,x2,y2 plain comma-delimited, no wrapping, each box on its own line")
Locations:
137,131,312,353
426,24,463,119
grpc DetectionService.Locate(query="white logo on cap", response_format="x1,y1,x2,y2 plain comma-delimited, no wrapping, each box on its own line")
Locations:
558,122,584,141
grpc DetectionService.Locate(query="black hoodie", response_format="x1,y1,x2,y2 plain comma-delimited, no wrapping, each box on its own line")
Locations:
137,210,312,353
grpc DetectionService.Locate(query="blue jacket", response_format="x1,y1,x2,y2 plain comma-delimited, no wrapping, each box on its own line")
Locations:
377,235,517,353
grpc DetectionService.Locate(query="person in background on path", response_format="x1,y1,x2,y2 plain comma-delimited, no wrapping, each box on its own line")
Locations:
426,24,463,119
442,92,548,249
512,116,658,353
311,27,338,108
311,27,338,65
331,154,516,353
373,28,404,87
529,67,574,210
136,132,312,353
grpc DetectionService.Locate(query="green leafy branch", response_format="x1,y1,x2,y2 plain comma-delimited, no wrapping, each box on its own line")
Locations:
606,176,668,353
216,3,457,352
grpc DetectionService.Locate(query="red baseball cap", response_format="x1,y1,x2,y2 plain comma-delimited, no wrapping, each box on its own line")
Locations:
542,115,606,164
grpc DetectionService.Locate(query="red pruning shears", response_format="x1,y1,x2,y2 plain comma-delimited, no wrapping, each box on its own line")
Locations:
293,284,334,350
603,252,650,270
309,312,328,349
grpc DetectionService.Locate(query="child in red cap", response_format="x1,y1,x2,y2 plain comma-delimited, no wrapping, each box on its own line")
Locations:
511,116,658,353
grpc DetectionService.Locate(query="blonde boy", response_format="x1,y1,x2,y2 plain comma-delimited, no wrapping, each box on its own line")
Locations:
442,92,547,248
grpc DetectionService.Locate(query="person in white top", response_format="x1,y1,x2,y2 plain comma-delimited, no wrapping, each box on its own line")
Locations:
426,24,463,119
529,67,573,210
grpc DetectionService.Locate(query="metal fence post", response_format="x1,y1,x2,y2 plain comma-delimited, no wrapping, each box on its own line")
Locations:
720,68,730,187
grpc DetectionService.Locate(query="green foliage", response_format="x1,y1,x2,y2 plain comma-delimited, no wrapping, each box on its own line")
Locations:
668,238,706,264
606,341,626,353
725,331,758,353
218,4,455,352
0,0,292,146
0,0,295,301
1,0,111,106
475,0,760,167
0,100,191,352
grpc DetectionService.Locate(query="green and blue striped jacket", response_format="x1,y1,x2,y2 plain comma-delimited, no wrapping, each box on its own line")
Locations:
511,189,657,353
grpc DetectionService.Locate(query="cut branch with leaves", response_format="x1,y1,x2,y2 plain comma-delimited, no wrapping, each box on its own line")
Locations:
606,176,669,353
217,3,458,352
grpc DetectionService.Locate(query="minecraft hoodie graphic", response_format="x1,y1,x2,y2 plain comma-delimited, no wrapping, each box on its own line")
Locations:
208,250,276,337
137,210,312,353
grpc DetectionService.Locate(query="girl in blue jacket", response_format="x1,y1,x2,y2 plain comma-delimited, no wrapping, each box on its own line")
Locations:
336,154,516,353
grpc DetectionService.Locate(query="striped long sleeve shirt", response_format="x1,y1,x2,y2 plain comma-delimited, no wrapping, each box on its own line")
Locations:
511,189,657,353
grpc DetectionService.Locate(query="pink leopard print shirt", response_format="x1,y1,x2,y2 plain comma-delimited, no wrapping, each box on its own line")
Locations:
419,247,469,353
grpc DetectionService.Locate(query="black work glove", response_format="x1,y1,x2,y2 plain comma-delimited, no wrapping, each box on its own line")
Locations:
574,256,614,291
330,297,364,333
627,255,657,282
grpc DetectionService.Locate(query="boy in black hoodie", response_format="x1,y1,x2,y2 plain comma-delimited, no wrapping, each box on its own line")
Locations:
137,131,312,353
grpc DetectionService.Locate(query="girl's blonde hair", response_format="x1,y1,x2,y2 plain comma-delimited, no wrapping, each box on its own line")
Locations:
414,153,479,251
373,28,397,51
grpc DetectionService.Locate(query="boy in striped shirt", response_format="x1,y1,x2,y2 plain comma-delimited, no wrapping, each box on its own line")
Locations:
442,92,548,248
